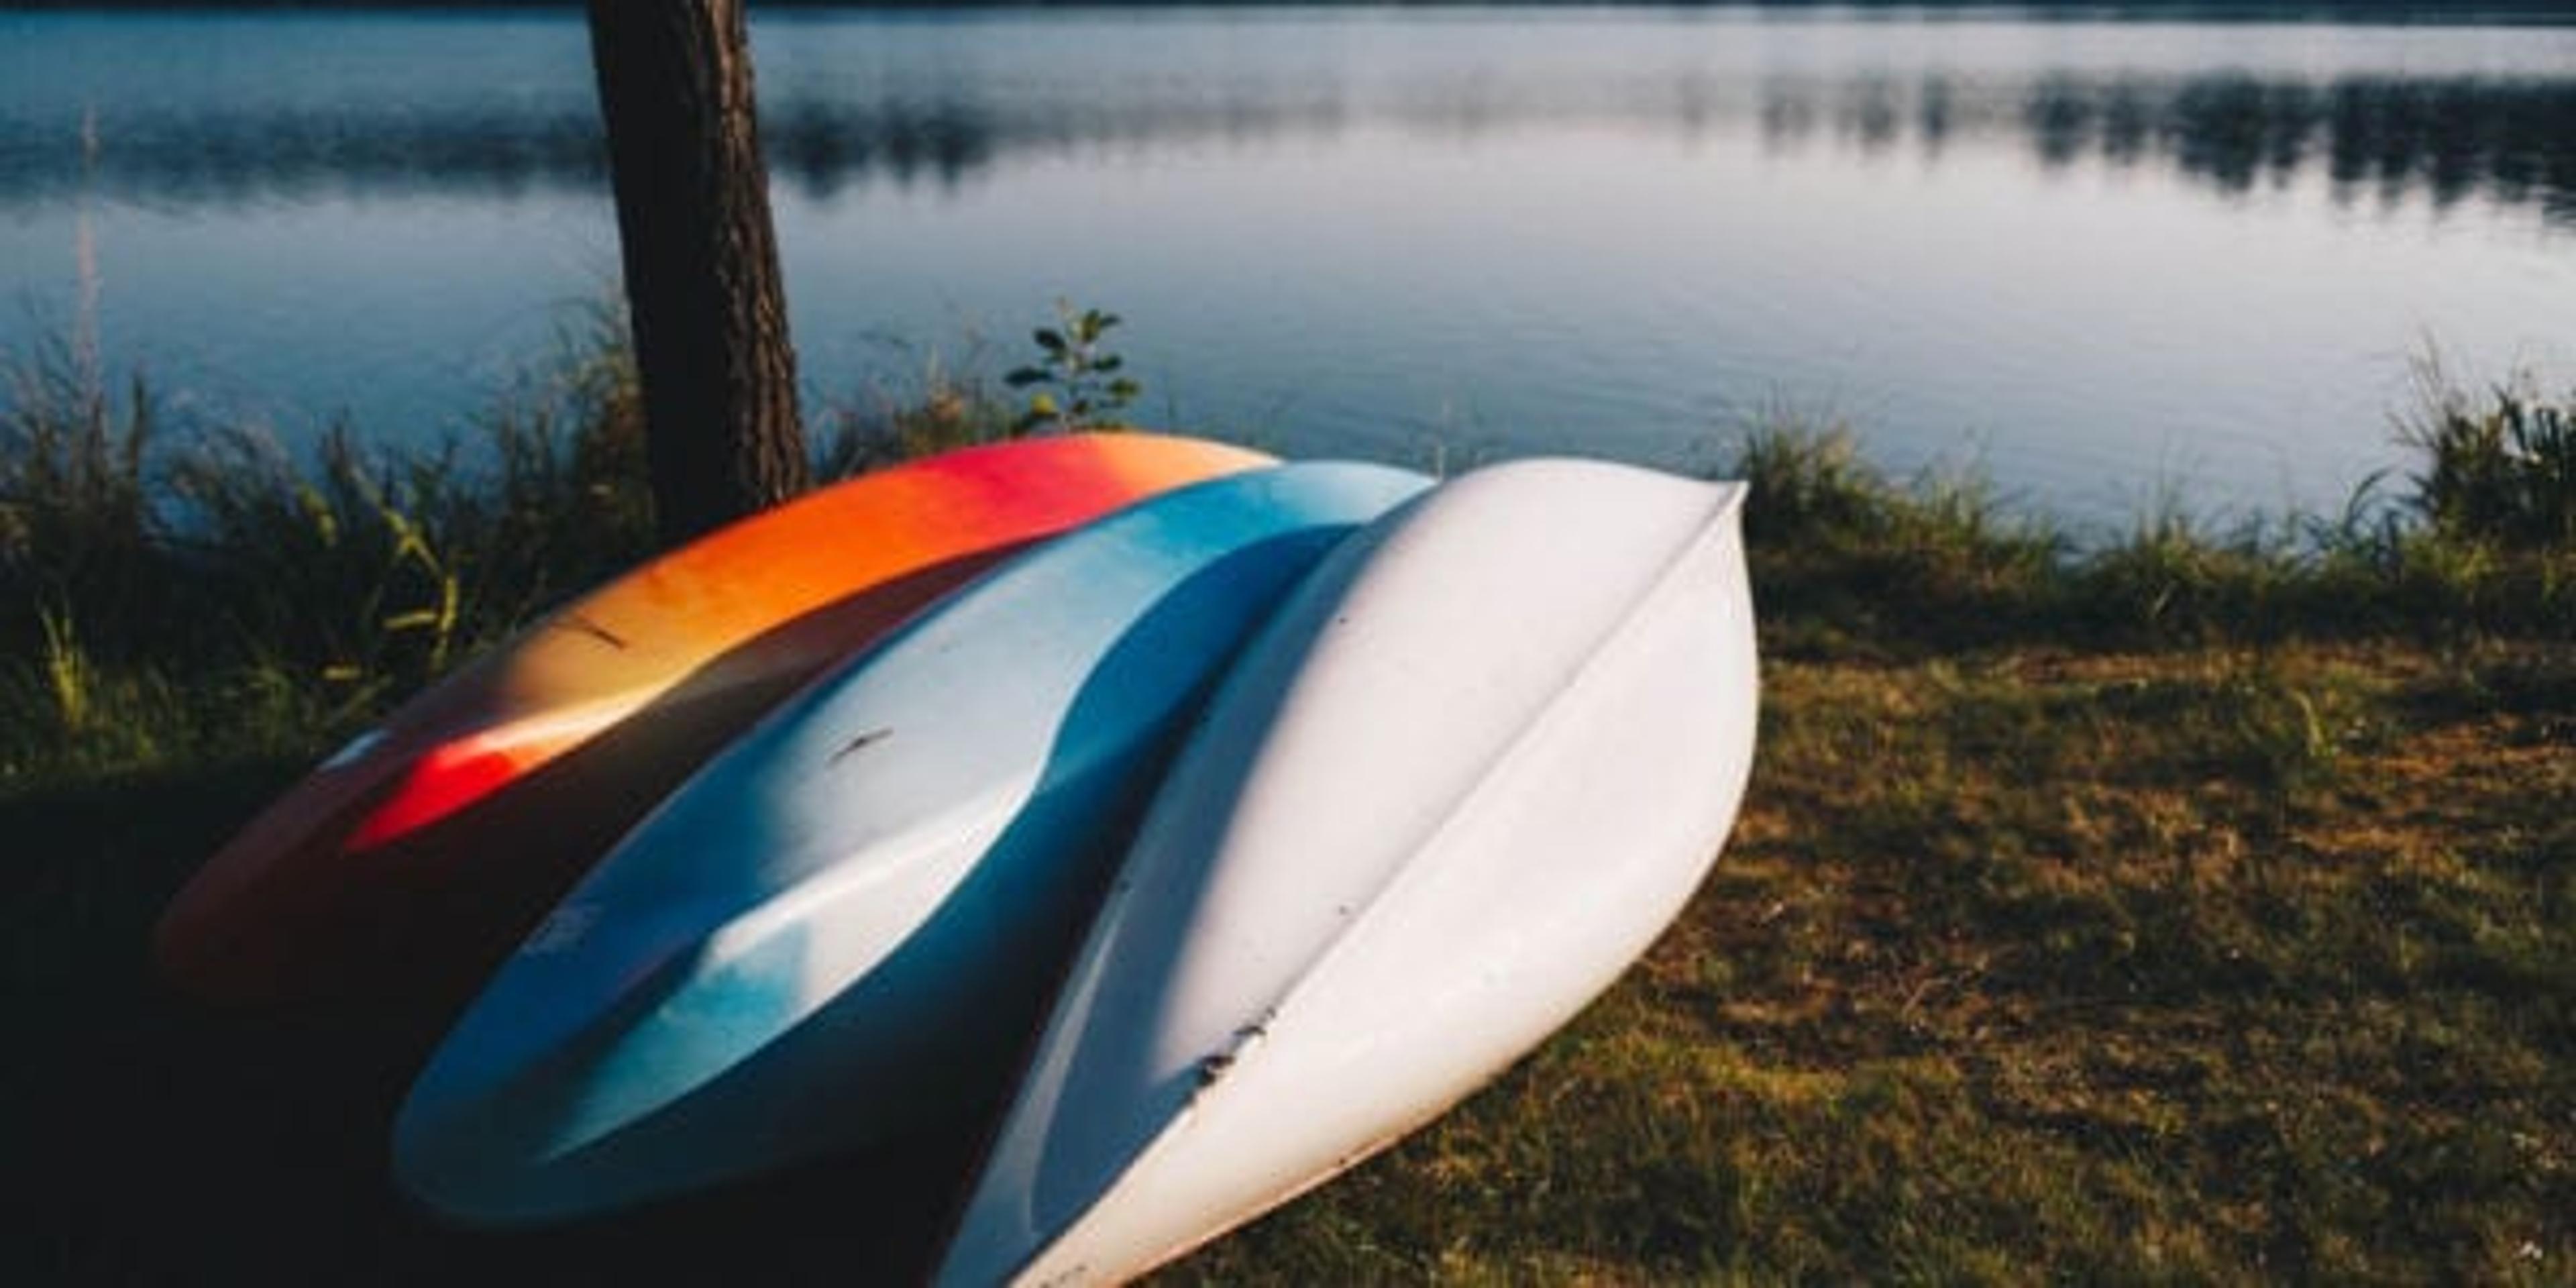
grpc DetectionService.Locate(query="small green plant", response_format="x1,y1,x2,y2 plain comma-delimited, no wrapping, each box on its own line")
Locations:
1005,301,1142,434
463,299,656,616
1732,420,1888,544
167,425,472,694
38,605,93,734
1,329,157,623
819,337,1019,478
2402,372,2576,549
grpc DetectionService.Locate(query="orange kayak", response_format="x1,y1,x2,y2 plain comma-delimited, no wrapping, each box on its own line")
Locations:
153,433,1270,1016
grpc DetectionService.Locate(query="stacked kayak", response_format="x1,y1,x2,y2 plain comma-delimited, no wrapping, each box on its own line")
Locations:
160,439,1760,1281
393,462,1432,1224
936,460,1756,1285
154,433,1266,1014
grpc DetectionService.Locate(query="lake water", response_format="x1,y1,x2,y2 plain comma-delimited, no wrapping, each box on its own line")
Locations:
6,7,2575,525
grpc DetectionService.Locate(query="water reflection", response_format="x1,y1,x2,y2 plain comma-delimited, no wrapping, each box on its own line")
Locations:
0,106,606,206
2021,76,2576,217
5,72,2574,223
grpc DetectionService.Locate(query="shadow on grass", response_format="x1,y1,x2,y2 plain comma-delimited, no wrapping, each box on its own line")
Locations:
2,761,984,1285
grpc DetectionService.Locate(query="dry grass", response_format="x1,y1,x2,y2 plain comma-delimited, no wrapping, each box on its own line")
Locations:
1165,640,2573,1284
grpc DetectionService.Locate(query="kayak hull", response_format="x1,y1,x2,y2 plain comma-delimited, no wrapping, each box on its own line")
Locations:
153,433,1270,1016
394,462,1432,1226
936,459,1759,1287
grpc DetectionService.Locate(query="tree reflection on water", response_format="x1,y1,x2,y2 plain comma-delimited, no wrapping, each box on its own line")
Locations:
3,67,2574,224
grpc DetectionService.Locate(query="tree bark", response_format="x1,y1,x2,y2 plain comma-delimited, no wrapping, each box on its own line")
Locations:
586,0,808,545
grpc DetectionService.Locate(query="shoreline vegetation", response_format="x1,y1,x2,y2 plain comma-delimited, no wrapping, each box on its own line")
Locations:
5,317,2570,1280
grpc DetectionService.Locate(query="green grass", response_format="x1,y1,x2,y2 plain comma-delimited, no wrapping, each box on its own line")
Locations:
0,309,1030,786
1169,642,2573,1284
5,323,2571,1283
1735,412,2575,655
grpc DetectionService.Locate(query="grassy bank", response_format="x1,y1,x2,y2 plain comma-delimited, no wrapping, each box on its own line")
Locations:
4,326,2570,1282
1170,388,2573,1284
1184,639,2571,1283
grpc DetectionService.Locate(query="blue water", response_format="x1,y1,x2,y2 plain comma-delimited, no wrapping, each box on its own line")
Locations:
5,7,2574,524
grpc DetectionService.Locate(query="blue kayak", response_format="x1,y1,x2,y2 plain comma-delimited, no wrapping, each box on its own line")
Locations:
392,461,1431,1226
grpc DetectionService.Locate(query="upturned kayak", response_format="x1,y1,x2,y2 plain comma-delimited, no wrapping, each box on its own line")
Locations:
935,459,1758,1287
394,462,1432,1226
154,433,1269,1014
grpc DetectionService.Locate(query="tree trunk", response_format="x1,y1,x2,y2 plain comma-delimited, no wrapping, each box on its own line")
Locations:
585,0,808,545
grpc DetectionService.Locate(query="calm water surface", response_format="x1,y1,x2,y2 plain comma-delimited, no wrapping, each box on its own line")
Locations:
6,7,2575,523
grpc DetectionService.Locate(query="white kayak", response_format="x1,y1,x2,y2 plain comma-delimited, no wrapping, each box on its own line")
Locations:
934,459,1759,1287
392,462,1432,1226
